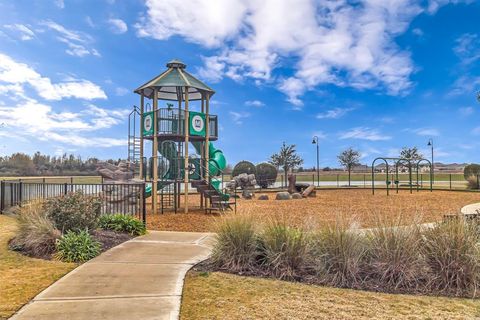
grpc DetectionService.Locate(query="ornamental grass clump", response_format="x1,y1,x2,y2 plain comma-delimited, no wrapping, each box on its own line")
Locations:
55,230,101,263
422,219,480,297
9,202,61,258
210,215,259,273
45,190,101,232
259,220,309,280
311,222,367,288
366,218,427,292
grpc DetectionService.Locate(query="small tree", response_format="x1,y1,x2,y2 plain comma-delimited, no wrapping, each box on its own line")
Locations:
399,147,423,162
337,148,360,186
255,162,278,188
269,142,304,187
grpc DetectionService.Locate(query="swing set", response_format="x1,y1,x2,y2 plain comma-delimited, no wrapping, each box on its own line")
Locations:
371,157,433,195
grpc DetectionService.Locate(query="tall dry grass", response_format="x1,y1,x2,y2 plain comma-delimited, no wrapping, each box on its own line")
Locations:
9,202,61,257
210,211,480,298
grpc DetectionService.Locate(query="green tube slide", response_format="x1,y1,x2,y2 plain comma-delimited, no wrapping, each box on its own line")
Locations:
145,141,226,197
191,141,226,177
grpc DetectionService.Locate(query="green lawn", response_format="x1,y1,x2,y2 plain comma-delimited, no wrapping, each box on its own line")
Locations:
181,271,480,320
0,215,76,319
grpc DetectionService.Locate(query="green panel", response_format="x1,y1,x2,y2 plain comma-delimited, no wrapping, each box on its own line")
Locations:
142,112,154,136
189,111,206,137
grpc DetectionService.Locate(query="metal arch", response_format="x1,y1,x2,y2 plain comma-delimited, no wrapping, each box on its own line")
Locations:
372,157,390,195
415,158,433,192
372,157,416,196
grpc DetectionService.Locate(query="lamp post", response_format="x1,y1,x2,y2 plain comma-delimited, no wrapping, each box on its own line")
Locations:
312,136,319,186
427,139,434,183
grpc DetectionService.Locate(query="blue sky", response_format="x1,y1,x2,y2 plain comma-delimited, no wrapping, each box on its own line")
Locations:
0,0,479,168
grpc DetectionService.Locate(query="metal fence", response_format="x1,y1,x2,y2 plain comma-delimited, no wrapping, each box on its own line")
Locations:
0,181,146,224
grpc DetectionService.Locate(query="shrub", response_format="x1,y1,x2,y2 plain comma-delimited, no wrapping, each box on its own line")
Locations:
9,202,61,258
367,220,426,292
55,230,101,263
466,175,479,189
463,164,480,181
98,214,146,236
422,219,480,297
232,160,256,178
312,223,367,288
259,221,308,279
45,190,101,232
211,215,259,272
255,162,278,188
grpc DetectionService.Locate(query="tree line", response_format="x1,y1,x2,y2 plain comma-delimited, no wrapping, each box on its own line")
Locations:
0,152,121,176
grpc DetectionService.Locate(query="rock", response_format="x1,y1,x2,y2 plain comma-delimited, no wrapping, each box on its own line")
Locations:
292,193,303,199
276,192,291,200
301,185,316,197
258,194,269,200
308,190,317,197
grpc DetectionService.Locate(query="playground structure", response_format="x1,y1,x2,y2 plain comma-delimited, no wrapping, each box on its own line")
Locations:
371,157,433,195
128,59,234,214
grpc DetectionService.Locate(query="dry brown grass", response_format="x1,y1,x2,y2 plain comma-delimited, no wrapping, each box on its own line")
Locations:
148,189,480,232
0,215,75,320
180,271,480,320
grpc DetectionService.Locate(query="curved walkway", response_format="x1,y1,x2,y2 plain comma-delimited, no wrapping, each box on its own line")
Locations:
10,231,215,320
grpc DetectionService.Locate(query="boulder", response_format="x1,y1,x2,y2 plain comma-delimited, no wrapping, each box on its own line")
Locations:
258,194,269,200
291,193,303,199
276,191,292,200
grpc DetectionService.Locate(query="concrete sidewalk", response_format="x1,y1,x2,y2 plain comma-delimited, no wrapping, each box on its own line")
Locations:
11,231,214,320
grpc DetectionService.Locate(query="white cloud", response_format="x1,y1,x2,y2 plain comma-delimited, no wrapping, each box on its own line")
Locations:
339,127,391,141
115,87,129,96
454,33,480,65
39,20,100,57
108,18,128,34
135,0,468,106
412,28,424,37
85,16,95,28
0,53,107,100
244,100,264,107
316,107,354,119
54,0,65,9
409,127,440,136
459,106,474,116
447,75,480,96
426,0,473,14
229,111,250,125
0,99,127,147
472,127,480,135
3,24,35,41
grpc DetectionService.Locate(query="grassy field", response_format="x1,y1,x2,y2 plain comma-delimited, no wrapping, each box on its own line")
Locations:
147,189,480,232
181,271,480,320
0,176,102,184
0,215,75,320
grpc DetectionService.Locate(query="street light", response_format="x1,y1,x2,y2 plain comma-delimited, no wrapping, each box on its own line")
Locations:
312,136,319,186
427,139,434,183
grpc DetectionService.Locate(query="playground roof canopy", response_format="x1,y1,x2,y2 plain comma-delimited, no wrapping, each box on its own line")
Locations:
134,59,215,101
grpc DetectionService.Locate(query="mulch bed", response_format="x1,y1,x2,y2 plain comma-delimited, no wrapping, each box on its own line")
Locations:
91,229,133,252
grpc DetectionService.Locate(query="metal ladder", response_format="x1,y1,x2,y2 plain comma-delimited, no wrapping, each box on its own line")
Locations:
128,107,141,175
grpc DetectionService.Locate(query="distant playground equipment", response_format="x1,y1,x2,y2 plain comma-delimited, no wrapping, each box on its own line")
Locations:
371,157,433,195
127,59,235,214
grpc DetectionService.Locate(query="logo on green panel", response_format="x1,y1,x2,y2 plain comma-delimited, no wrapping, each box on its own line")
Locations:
142,112,154,136
189,111,206,136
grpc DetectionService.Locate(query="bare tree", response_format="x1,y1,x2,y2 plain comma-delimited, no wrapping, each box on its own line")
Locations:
269,142,304,187
337,148,361,186
399,147,423,162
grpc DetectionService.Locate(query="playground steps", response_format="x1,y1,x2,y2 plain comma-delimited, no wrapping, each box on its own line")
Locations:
192,180,234,213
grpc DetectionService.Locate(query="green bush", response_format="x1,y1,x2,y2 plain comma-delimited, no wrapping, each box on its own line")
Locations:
45,190,101,232
211,215,259,272
260,221,308,279
463,164,480,180
9,202,61,257
55,230,101,263
422,219,480,297
232,160,256,178
98,214,146,236
466,175,479,189
255,163,278,188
